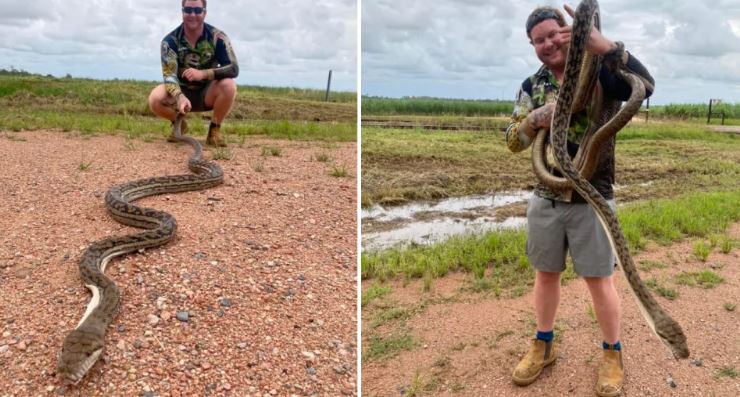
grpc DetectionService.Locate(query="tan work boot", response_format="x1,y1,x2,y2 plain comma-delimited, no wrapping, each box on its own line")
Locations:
512,339,558,386
206,122,227,147
596,346,624,397
167,118,188,142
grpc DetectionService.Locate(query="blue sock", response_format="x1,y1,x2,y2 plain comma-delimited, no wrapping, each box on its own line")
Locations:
536,330,554,342
603,341,621,351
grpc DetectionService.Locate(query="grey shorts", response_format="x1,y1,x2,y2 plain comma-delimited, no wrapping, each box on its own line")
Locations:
525,195,617,277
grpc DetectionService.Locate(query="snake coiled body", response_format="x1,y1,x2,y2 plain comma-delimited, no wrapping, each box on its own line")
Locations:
540,0,689,359
57,115,223,382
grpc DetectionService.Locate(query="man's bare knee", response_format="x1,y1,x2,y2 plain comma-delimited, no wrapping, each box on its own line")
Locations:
219,78,237,99
149,85,167,110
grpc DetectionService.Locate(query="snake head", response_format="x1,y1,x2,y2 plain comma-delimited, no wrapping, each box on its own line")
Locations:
56,328,105,383
666,339,690,360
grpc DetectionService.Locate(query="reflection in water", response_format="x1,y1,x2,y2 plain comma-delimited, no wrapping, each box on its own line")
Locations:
362,191,532,252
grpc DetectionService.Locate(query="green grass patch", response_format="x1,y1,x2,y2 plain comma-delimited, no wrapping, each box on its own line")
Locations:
674,270,724,289
362,283,392,307
363,333,415,362
211,147,233,160
362,229,529,284
370,306,412,328
618,191,740,251
329,164,349,177
715,366,738,379
724,303,736,312
617,122,739,142
362,123,739,206
639,260,668,272
693,240,711,262
719,236,735,254
78,161,93,171
362,96,513,117
644,277,680,300
363,191,740,287
261,145,282,157
0,73,356,141
251,161,264,172
0,109,356,142
314,152,332,162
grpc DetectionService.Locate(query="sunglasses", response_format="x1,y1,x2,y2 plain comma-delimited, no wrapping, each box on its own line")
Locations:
182,6,205,15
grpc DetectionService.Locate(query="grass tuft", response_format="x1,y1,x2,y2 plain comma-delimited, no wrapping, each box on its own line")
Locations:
78,161,93,171
363,333,415,362
715,366,738,379
675,270,724,289
362,283,392,307
212,147,233,160
693,240,711,262
329,164,348,177
261,146,282,157
251,161,264,173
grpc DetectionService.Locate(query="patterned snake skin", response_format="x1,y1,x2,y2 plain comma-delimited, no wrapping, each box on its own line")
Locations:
541,0,689,359
57,115,224,382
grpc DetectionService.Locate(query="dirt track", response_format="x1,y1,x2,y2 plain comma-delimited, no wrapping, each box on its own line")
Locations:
362,224,740,396
0,130,357,396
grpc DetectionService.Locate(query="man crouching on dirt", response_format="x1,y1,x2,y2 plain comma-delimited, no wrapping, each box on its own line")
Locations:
504,5,654,397
148,0,238,147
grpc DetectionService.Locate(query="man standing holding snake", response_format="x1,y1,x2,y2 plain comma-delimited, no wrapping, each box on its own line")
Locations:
505,5,654,396
148,0,239,147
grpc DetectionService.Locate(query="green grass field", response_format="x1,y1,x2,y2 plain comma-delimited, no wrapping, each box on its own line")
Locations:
362,96,513,117
361,111,740,287
362,121,739,207
361,94,740,123
0,69,356,141
362,190,740,283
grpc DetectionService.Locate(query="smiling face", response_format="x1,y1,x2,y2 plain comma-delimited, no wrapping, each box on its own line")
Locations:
182,0,207,32
529,19,567,70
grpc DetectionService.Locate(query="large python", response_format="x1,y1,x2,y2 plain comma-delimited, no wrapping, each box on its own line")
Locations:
535,0,689,359
57,114,224,382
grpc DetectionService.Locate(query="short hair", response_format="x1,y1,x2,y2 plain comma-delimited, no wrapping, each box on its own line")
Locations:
526,6,566,38
182,0,206,9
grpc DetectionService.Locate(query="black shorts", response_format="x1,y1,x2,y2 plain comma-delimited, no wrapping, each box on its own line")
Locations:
181,81,214,112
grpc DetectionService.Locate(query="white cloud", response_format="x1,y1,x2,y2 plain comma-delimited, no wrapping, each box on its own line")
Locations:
0,0,356,91
362,0,740,103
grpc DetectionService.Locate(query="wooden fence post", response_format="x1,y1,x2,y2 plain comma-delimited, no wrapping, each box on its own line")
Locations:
325,70,332,102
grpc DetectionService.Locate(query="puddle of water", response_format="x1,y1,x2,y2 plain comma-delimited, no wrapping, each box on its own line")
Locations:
362,216,527,252
361,191,532,252
361,190,532,221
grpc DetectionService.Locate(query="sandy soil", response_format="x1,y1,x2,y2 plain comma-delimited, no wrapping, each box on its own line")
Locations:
362,224,740,396
0,130,357,396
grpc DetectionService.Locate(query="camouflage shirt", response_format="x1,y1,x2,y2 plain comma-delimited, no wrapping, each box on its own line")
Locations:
505,53,654,202
160,23,239,98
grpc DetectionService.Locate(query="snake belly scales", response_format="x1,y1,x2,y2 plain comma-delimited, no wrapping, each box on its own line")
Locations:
57,115,223,382
536,0,689,359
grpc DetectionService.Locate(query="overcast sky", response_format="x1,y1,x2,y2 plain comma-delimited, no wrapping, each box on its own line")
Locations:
362,0,740,104
0,0,357,91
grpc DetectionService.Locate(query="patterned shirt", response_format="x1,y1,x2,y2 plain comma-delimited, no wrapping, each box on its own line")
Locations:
160,23,239,98
505,53,654,202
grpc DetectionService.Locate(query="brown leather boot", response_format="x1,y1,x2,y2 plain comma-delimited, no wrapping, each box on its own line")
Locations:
512,339,558,386
596,345,624,397
206,122,226,147
167,118,188,142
